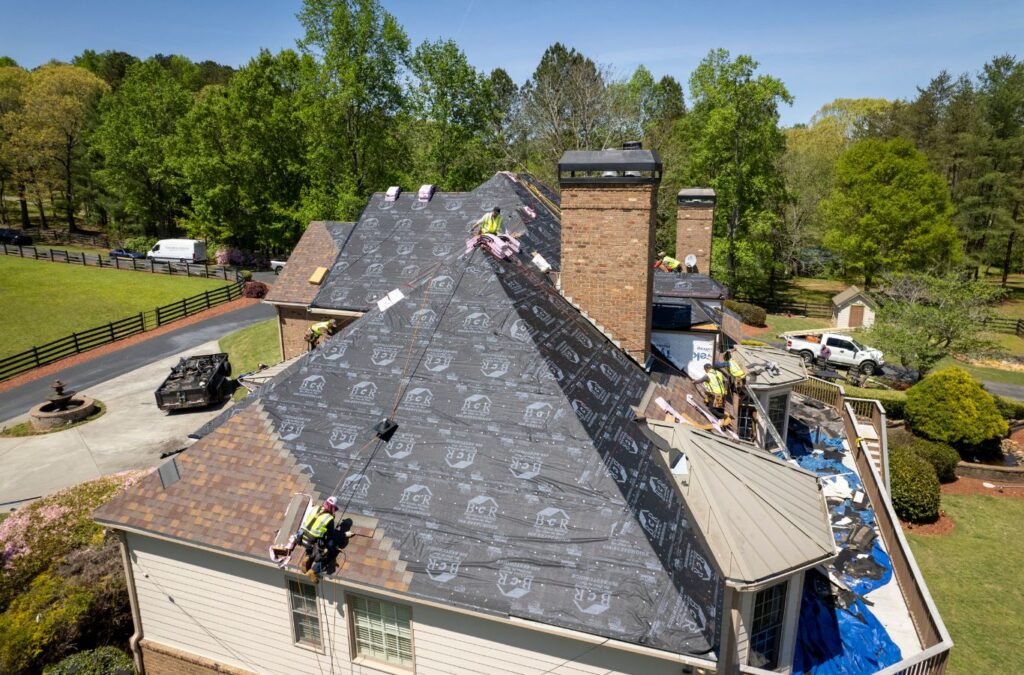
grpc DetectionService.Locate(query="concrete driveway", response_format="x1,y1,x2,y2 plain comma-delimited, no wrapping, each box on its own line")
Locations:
0,340,235,507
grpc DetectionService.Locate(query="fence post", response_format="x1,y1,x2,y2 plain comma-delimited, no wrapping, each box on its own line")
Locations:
49,249,53,262
72,332,80,354
139,312,145,333
204,290,211,309
155,306,161,327
166,262,172,275
108,322,115,341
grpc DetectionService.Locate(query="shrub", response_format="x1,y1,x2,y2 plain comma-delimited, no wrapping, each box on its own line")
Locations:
740,339,769,347
889,428,959,483
994,395,1024,421
215,247,268,269
724,300,767,327
889,445,941,523
0,572,93,674
44,647,134,675
905,367,1008,450
239,269,253,281
242,280,268,299
880,395,906,420
120,236,155,254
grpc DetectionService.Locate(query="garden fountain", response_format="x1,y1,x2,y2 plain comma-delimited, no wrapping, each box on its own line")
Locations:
28,380,96,431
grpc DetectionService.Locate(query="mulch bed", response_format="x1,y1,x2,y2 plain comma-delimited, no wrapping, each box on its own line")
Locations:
901,475,1024,536
0,298,259,394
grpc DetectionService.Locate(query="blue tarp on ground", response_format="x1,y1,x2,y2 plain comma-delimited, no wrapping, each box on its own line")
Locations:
789,420,902,675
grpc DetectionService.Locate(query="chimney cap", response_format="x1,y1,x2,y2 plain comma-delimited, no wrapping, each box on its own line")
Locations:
677,187,716,207
558,148,662,185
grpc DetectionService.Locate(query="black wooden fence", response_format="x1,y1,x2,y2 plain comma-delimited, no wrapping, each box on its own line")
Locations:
19,227,111,249
0,281,244,382
0,243,236,280
735,298,834,319
982,315,1024,337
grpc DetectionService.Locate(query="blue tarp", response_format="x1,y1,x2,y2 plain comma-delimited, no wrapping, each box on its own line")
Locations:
789,420,902,674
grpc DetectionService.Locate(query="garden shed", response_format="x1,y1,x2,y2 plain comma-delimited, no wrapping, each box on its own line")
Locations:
832,285,877,328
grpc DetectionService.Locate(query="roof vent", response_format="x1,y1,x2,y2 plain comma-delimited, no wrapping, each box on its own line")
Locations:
622,141,643,150
385,186,402,202
157,457,181,489
374,417,399,441
417,184,436,202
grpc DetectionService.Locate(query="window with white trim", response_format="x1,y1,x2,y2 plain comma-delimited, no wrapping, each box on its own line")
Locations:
749,581,788,669
288,579,322,648
767,394,788,436
349,594,413,668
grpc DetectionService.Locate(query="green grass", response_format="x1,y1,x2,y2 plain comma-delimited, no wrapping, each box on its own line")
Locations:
0,400,106,437
764,314,831,337
931,357,1024,387
0,255,229,358
218,318,280,379
908,495,1024,674
783,276,850,304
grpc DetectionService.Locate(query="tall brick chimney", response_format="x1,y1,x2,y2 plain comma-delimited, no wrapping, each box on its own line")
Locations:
675,188,716,274
558,144,662,364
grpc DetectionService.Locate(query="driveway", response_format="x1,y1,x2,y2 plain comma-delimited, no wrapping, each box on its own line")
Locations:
0,340,236,506
0,301,274,424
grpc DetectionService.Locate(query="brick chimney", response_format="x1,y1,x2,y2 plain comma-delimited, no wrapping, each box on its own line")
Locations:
558,144,662,364
675,188,716,274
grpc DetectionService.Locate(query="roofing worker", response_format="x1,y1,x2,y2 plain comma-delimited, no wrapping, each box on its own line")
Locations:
305,318,339,350
473,207,503,235
695,362,728,411
654,251,683,272
716,351,746,390
294,497,352,583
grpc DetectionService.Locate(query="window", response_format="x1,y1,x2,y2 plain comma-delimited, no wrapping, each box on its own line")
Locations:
288,579,322,648
350,594,413,669
749,581,788,669
737,400,756,442
825,337,853,351
767,394,788,436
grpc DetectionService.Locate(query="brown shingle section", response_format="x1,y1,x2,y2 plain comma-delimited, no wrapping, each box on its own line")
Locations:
94,402,412,592
264,221,344,305
644,366,713,427
95,403,312,558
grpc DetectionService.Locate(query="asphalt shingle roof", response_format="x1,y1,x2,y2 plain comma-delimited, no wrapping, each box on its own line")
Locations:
264,221,354,306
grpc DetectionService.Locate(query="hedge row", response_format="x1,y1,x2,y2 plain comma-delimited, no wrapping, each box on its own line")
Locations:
889,445,941,523
889,428,959,483
724,300,767,327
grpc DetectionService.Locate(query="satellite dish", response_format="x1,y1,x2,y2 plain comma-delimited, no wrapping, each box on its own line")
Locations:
684,254,698,270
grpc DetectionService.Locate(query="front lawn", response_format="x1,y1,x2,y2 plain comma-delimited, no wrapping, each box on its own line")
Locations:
0,255,229,358
764,314,831,337
219,318,280,376
907,495,1024,674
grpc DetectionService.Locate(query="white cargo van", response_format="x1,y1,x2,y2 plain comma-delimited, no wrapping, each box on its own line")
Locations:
147,239,207,263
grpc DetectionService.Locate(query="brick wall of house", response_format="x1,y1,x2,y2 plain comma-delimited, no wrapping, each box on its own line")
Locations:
277,305,358,360
560,184,657,364
140,639,255,675
676,191,716,275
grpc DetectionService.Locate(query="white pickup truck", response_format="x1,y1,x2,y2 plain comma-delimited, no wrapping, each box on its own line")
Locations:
784,332,885,374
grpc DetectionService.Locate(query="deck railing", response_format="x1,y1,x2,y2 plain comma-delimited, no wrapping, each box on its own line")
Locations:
794,375,845,410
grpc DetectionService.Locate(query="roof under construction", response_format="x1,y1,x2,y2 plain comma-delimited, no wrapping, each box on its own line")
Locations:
98,173,725,656
733,345,808,388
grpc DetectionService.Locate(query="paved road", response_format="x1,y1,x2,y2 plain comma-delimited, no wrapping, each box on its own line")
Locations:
981,381,1024,401
0,302,275,424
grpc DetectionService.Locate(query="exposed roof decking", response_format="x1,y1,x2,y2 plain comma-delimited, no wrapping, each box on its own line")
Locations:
643,422,836,586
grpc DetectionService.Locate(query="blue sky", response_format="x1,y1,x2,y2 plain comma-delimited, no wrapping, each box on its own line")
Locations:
3,0,1021,126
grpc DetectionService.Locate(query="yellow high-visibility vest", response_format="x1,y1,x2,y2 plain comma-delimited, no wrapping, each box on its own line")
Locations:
310,321,331,337
704,370,727,396
728,360,746,378
661,256,682,271
480,213,502,235
301,510,333,539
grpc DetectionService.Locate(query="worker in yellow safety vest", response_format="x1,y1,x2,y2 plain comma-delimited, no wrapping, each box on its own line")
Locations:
305,318,339,350
696,362,728,409
294,497,353,583
718,351,746,390
654,252,683,272
474,207,503,235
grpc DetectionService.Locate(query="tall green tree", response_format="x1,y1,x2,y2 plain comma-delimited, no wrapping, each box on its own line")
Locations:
72,50,139,90
297,0,409,220
175,50,310,251
0,66,30,226
7,65,108,231
92,60,192,236
674,48,791,293
405,39,491,189
822,138,961,287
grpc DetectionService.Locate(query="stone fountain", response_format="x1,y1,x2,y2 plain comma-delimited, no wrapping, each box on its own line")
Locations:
28,380,96,431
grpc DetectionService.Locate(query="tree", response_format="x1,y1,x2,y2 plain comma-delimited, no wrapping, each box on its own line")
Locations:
822,138,961,287
5,65,108,231
868,272,1002,378
674,48,791,293
405,39,491,188
92,60,192,237
811,97,896,140
175,50,310,251
0,57,18,68
0,66,30,226
297,0,409,220
72,50,139,90
521,43,610,183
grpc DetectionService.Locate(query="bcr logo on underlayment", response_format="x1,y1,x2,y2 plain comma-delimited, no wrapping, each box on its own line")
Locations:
460,394,491,419
371,345,399,366
328,424,360,450
398,484,433,514
341,474,371,500
497,563,535,599
366,263,385,276
384,433,415,460
298,375,326,397
423,349,455,372
410,309,437,328
400,263,420,278
462,312,491,332
445,441,478,469
429,276,455,293
462,495,499,528
522,401,554,428
510,319,536,343
403,387,433,409
572,576,612,615
532,507,570,538
277,417,307,442
480,354,511,378
510,453,543,480
349,381,378,403
425,549,462,583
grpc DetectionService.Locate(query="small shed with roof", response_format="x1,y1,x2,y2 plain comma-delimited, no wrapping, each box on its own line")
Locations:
832,285,877,328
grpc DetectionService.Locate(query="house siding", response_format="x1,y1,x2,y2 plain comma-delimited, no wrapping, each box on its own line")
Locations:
126,534,693,675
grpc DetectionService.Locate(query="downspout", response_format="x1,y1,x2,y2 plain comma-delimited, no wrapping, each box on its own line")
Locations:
115,529,146,674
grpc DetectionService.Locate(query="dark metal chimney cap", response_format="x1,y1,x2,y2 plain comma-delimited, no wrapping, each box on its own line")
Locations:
677,187,717,207
558,148,662,185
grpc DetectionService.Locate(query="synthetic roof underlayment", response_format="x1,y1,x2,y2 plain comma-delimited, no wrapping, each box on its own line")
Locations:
643,421,835,586
107,174,726,656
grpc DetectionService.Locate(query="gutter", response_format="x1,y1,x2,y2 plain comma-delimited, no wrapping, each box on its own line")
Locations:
115,529,146,674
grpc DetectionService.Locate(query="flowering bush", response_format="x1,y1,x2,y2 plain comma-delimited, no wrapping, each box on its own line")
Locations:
242,280,269,299
214,247,268,269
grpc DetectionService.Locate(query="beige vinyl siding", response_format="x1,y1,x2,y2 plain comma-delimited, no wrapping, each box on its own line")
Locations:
127,533,702,675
